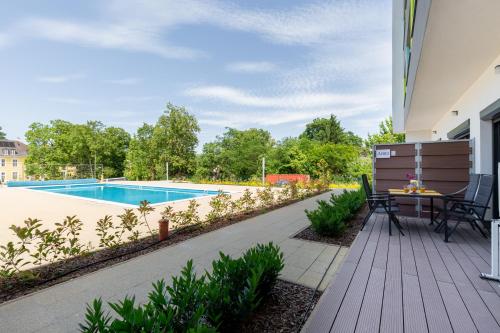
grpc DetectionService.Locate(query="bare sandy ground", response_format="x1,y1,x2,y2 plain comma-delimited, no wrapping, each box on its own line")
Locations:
0,181,261,248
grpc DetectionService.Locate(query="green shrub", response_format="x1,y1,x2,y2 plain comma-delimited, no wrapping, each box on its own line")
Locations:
176,200,201,228
204,242,284,331
306,189,365,237
242,243,284,297
205,253,260,331
206,191,232,222
79,243,284,332
79,260,213,333
256,187,275,208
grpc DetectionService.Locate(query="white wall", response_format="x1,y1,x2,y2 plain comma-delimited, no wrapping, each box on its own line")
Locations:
431,52,500,173
392,0,405,133
406,130,432,142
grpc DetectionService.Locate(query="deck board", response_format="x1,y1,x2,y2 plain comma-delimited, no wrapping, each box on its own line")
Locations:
304,214,377,333
379,228,403,333
305,213,500,333
407,218,453,333
329,217,383,333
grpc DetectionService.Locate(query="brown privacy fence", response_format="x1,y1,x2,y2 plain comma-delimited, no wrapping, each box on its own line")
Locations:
373,140,472,216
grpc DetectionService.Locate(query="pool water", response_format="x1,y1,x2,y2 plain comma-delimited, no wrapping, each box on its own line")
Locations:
28,183,220,205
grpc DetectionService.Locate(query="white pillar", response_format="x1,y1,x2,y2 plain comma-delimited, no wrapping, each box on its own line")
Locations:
166,162,169,182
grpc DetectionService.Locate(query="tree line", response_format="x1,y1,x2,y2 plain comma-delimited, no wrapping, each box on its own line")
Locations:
21,104,404,181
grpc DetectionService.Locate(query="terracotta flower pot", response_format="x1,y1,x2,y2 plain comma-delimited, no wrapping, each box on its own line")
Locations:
158,218,169,241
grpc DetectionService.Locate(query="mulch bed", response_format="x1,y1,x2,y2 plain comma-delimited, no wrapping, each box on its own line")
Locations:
240,279,321,333
0,191,328,304
293,204,367,247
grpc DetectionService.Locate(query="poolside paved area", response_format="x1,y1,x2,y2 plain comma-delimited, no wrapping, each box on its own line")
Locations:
0,190,347,333
304,213,500,333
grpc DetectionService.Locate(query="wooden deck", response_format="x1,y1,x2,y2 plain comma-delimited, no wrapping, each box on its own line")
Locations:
304,214,500,333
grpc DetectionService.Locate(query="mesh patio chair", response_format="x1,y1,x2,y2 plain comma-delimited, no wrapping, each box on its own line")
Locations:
439,174,494,240
433,173,480,227
361,174,404,235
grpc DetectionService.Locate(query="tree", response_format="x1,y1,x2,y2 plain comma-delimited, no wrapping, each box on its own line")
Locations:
25,120,130,179
197,128,274,180
300,115,363,146
365,117,405,148
300,115,345,143
125,103,200,180
0,126,6,139
152,103,200,178
343,131,363,147
125,123,155,180
267,137,308,175
97,127,131,177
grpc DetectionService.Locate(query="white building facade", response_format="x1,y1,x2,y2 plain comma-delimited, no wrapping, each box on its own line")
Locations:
393,0,500,216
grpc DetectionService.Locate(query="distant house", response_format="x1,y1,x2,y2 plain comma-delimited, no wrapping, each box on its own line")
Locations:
0,140,28,183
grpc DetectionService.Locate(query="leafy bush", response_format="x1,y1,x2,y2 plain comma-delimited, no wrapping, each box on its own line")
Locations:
55,215,87,258
79,260,213,333
79,243,284,333
242,243,284,298
235,189,256,213
1,216,91,277
138,200,155,236
206,191,232,222
176,200,201,228
204,242,284,331
205,253,259,331
96,215,119,248
256,187,275,208
306,189,365,237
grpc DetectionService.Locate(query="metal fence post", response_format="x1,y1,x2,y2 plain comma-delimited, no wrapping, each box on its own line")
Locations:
415,143,422,217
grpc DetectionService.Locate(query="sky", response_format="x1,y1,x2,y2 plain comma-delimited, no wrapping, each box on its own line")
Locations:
0,0,392,148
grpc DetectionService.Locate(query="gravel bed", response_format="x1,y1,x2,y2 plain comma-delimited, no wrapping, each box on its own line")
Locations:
239,279,321,333
294,204,367,246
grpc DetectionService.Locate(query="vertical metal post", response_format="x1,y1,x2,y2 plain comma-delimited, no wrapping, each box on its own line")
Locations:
372,145,376,193
262,157,266,185
166,162,169,182
415,143,422,217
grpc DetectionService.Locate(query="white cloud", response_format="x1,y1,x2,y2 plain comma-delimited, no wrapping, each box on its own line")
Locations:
197,104,376,128
226,61,276,73
185,85,381,109
37,73,85,83
107,77,142,85
11,0,388,59
47,97,89,105
18,18,203,59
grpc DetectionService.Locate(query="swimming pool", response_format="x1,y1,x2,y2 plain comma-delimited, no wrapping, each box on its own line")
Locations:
27,183,220,206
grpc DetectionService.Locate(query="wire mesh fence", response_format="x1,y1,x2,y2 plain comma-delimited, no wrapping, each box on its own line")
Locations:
25,164,104,180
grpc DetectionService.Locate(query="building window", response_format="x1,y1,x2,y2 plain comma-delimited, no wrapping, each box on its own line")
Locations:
12,172,17,180
13,159,17,167
2,149,7,155
10,149,16,155
0,172,4,182
1,159,4,167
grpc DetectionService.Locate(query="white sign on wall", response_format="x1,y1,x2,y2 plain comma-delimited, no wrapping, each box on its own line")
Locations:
376,149,391,159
